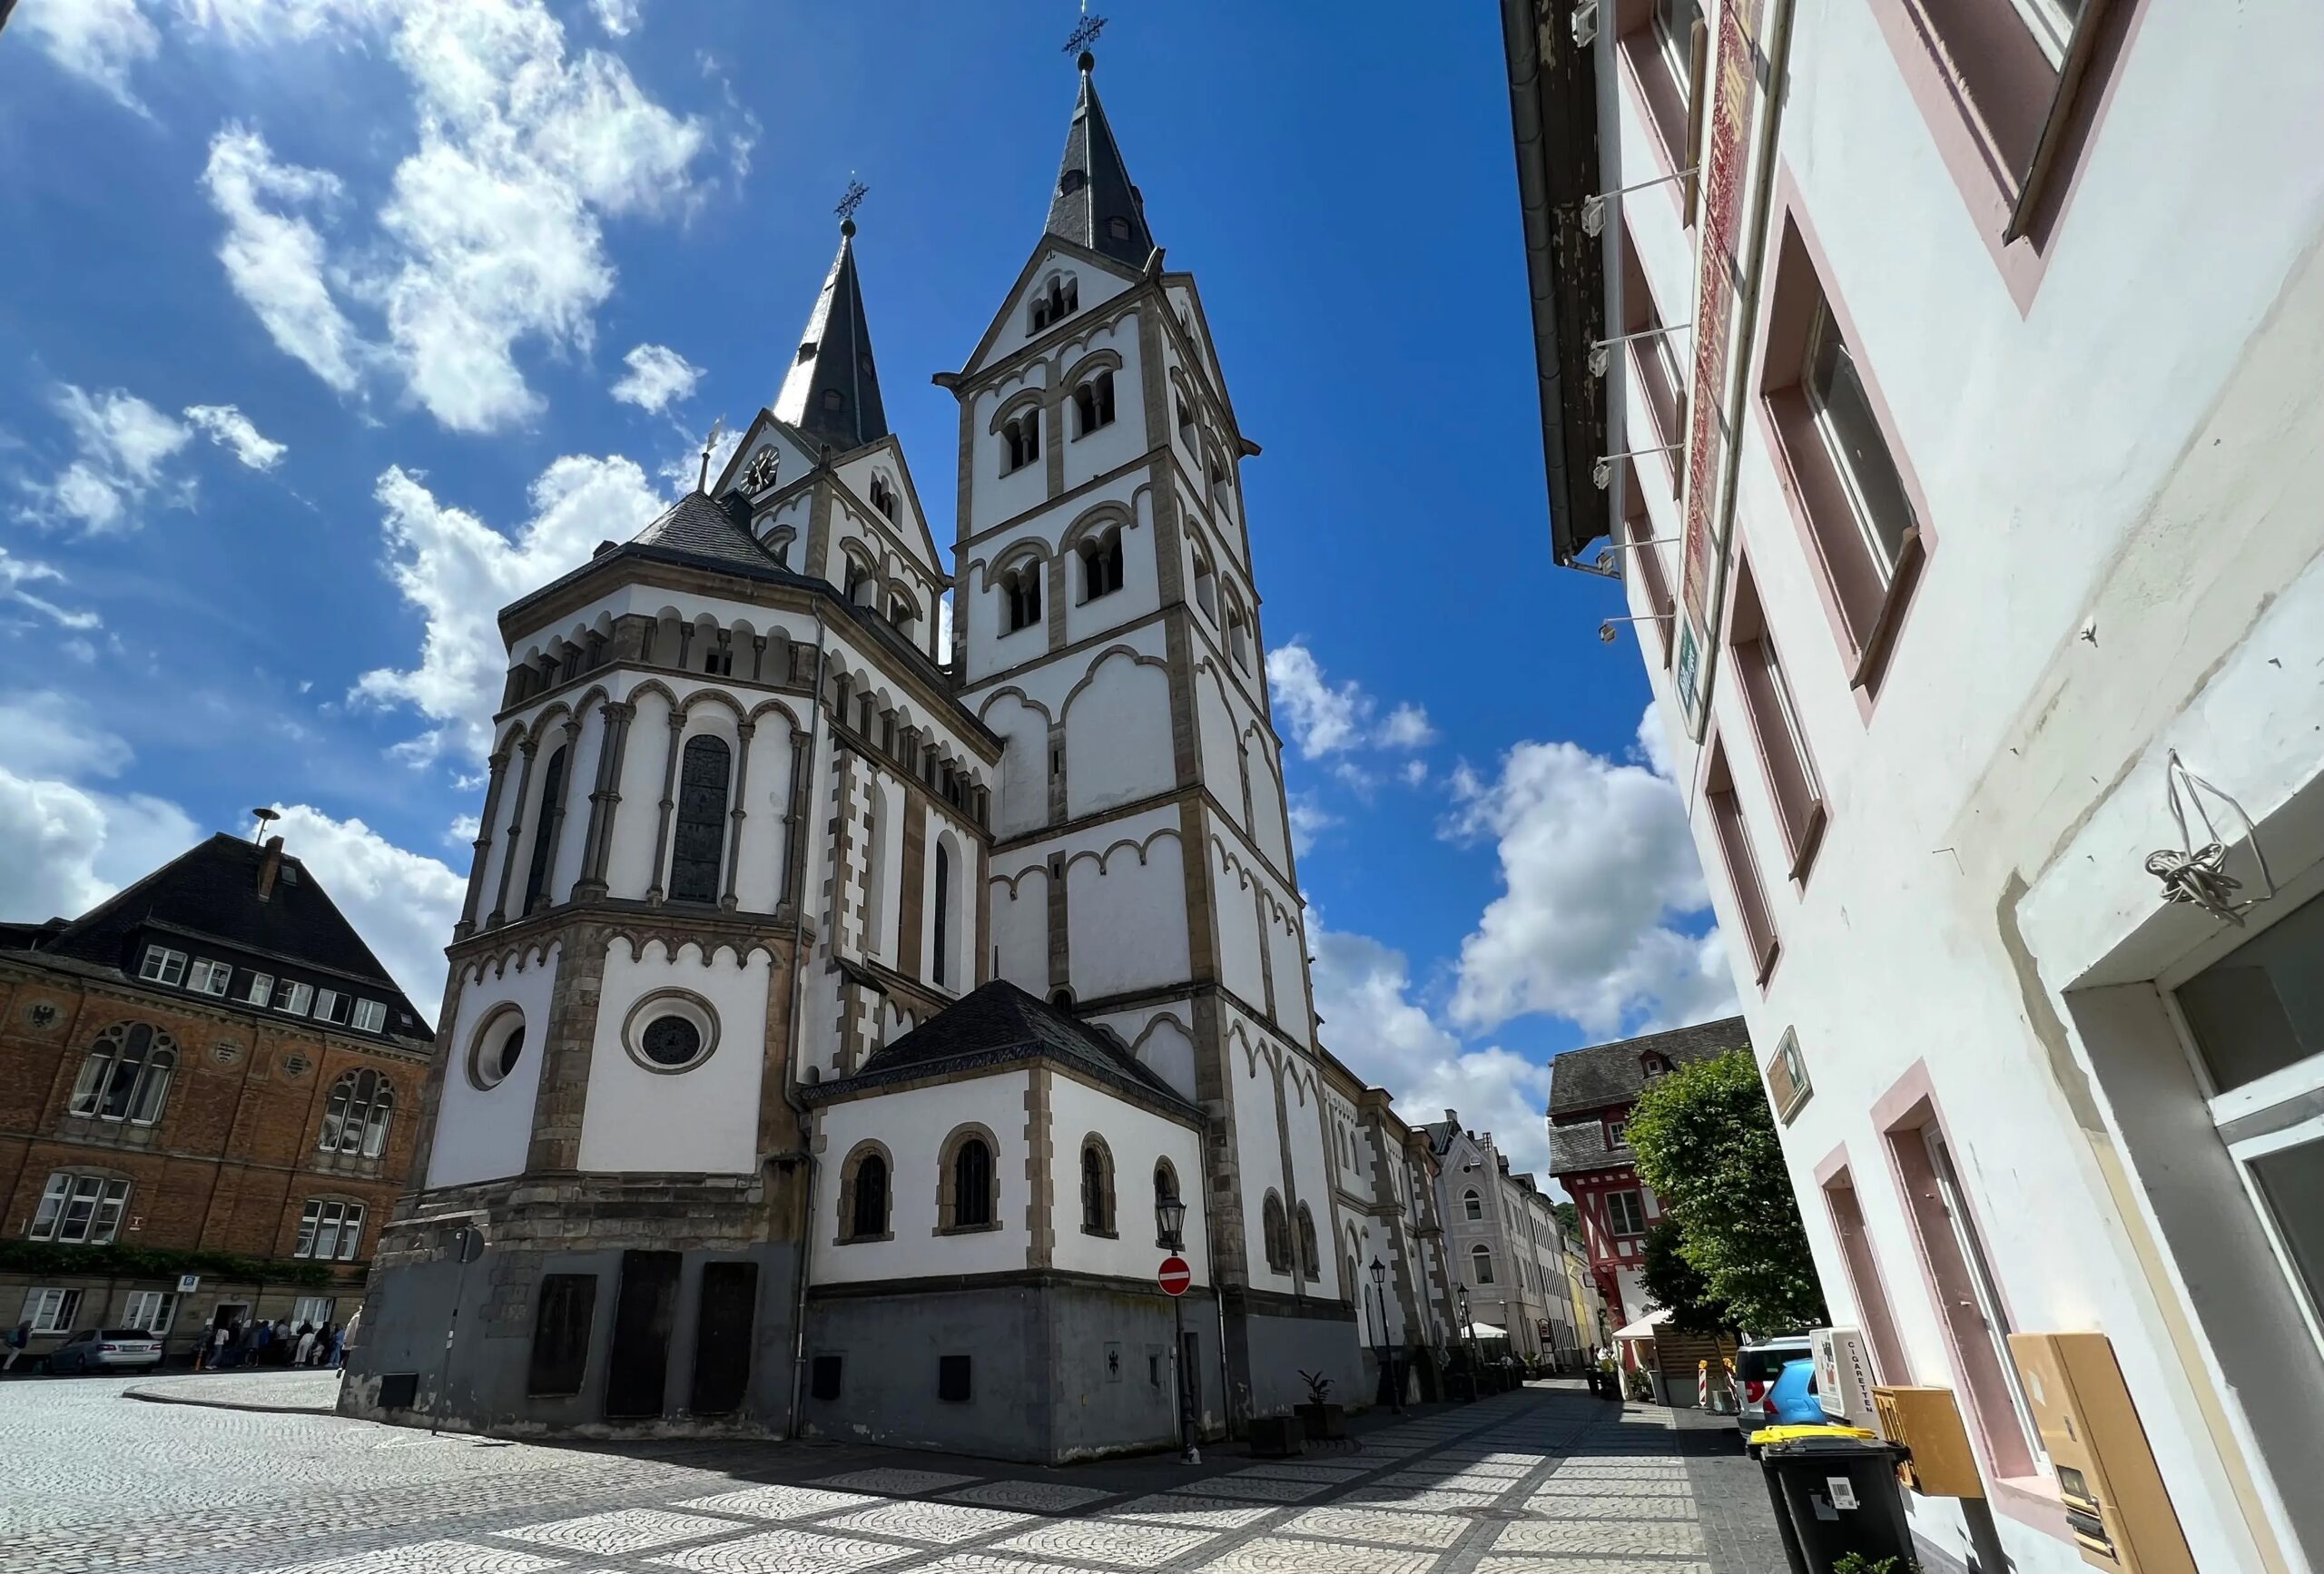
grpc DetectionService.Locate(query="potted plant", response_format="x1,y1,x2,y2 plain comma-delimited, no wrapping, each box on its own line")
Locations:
1294,1369,1346,1441
1248,1409,1305,1457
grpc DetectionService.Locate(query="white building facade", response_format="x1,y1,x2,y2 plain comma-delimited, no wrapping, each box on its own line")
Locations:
1510,0,2324,1569
1426,1118,1585,1366
346,50,1371,1461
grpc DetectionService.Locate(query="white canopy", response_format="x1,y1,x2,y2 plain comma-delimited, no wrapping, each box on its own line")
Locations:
1462,1319,1510,1340
1612,1309,1671,1343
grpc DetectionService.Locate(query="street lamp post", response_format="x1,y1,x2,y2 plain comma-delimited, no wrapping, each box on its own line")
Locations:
1456,1282,1482,1402
1367,1258,1403,1414
1157,1195,1197,1464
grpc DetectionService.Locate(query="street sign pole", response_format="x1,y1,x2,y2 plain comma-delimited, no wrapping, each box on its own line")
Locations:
1156,1250,1196,1464
431,1225,485,1436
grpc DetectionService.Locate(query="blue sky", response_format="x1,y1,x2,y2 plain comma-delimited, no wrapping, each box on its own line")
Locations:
0,0,1734,1180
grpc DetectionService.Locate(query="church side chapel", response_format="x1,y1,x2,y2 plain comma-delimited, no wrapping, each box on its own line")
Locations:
346,38,1365,1462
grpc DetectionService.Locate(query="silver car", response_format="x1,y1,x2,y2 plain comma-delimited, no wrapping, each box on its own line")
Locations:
1733,1335,1813,1435
47,1328,164,1373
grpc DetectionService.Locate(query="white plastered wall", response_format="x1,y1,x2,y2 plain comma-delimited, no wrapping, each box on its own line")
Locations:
576,938,773,1175
428,942,559,1189
1047,1073,1209,1285
812,1071,1031,1285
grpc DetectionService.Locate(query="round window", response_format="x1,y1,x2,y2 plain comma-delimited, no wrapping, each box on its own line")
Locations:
621,992,717,1074
639,1016,700,1067
469,1011,525,1090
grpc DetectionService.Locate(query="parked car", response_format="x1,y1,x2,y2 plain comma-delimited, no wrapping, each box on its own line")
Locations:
1764,1358,1827,1426
46,1329,164,1374
1734,1334,1814,1435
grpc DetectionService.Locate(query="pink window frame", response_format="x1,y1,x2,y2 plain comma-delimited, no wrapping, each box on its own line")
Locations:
1812,1145,1912,1387
1620,222,1686,497
1720,547,1828,883
1700,733,1781,987
1611,0,1699,221
1751,170,1937,717
1871,1061,2073,1542
1621,467,1677,666
1866,0,2155,316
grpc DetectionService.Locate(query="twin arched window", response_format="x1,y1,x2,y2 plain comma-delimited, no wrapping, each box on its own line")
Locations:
1029,273,1078,331
1002,411,1040,473
869,474,897,520
998,561,1042,634
667,735,732,905
1462,1187,1483,1222
1262,1191,1292,1274
1079,1137,1116,1235
68,1023,176,1126
1226,599,1252,672
1079,527,1124,601
1072,371,1117,438
1471,1244,1496,1284
319,1069,395,1158
842,1146,891,1242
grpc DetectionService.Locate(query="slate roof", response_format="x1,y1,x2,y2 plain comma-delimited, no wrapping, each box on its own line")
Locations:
810,980,1198,1120
5,832,431,1038
627,487,791,577
1046,55,1156,269
1546,1016,1749,1118
773,224,888,452
1549,1121,1630,1176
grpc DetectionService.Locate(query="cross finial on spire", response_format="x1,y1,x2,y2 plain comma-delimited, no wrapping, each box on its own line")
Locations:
834,177,868,236
697,415,726,492
1064,5,1106,60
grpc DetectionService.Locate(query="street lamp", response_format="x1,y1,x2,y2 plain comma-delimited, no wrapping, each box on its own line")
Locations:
1367,1258,1403,1414
1456,1282,1482,1402
1156,1194,1197,1465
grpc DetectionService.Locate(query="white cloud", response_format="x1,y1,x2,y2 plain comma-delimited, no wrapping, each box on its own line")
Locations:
268,803,462,1010
17,0,161,113
15,385,192,535
610,343,702,414
1269,641,1436,760
1445,705,1739,1036
202,126,369,396
1309,922,1558,1182
190,1,712,433
0,698,200,924
0,547,102,632
1401,758,1428,787
1285,793,1339,855
353,454,663,762
182,404,287,469
1380,702,1436,750
590,0,641,36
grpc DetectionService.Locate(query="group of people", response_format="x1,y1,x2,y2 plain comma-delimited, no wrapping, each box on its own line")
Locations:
194,1313,351,1372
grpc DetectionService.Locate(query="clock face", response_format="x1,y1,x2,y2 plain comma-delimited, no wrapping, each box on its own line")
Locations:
742,448,780,493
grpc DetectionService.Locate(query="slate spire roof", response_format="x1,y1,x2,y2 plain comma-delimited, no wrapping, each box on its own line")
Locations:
1046,53,1155,269
773,221,889,452
625,486,783,576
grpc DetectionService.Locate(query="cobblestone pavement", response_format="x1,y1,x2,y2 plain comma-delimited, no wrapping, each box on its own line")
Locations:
127,1370,343,1413
0,1375,1788,1573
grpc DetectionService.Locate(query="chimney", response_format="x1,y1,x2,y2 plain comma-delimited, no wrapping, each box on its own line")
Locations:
257,835,285,901
1443,1109,1458,1125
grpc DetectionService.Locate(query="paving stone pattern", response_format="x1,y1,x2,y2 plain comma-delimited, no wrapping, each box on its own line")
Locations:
3,1372,1792,1573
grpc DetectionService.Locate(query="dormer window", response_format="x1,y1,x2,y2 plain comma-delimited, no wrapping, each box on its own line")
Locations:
1072,371,1116,438
1002,410,1040,474
1642,1052,1672,1080
795,341,816,363
1059,169,1088,196
822,389,845,412
999,561,1042,635
1108,215,1132,241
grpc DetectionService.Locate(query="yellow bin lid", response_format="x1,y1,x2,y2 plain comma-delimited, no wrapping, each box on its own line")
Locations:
1748,1423,1877,1447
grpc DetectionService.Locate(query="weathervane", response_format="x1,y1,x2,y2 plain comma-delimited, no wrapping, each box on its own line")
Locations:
834,178,869,228
1064,5,1107,56
697,416,726,492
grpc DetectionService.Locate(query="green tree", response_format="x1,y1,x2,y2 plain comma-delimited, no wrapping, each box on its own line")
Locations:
1552,1200,1578,1237
1623,1048,1827,1335
1640,1219,1732,1335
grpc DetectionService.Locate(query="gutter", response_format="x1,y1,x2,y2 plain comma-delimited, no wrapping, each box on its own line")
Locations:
1501,0,1610,566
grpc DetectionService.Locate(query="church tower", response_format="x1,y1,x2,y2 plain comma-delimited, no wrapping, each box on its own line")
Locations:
940,48,1359,1411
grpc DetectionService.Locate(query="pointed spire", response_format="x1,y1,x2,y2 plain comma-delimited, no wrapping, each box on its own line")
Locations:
773,217,889,452
1045,50,1154,268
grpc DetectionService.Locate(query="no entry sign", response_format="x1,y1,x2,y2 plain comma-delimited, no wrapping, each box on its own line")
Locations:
1157,1255,1192,1296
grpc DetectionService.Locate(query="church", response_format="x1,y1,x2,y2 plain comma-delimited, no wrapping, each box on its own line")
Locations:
343,47,1373,1462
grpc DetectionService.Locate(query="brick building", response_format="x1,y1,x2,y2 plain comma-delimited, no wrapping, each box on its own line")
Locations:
1,832,431,1363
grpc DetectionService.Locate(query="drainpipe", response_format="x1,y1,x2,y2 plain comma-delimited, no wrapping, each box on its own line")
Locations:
781,615,832,1441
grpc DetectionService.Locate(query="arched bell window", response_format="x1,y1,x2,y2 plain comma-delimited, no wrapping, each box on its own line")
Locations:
522,743,568,914
1072,371,1117,438
998,560,1042,634
666,735,732,905
1079,527,1124,601
1002,411,1040,473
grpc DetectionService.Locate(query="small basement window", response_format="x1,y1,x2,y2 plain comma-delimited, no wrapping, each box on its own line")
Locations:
938,1353,972,1402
